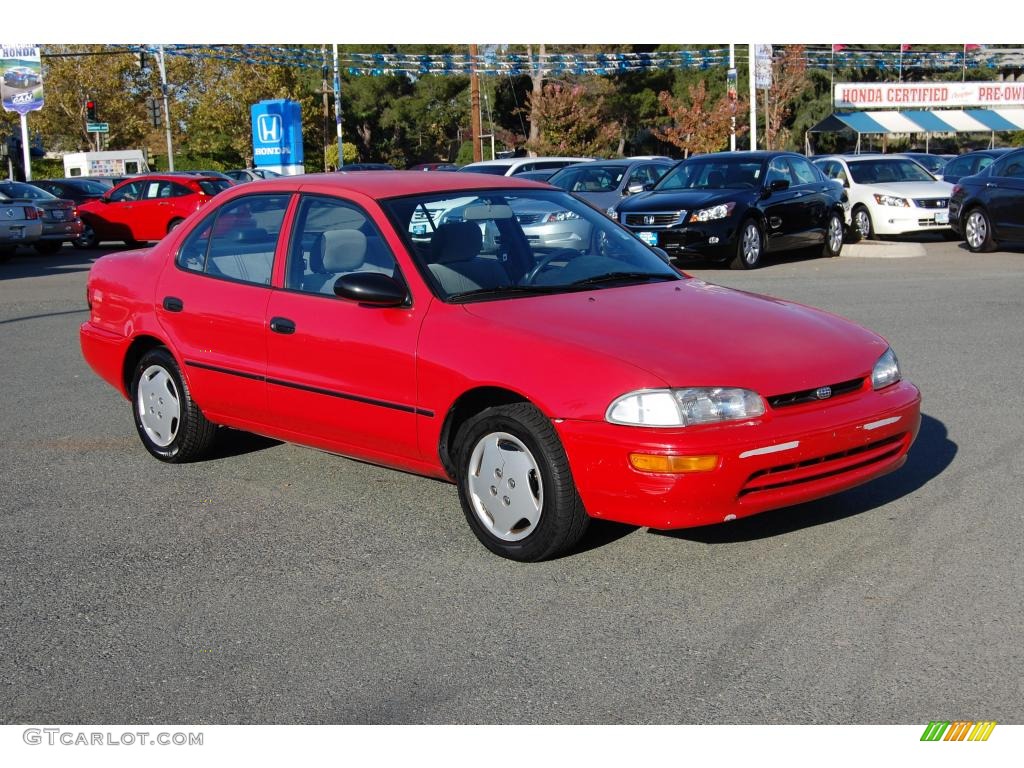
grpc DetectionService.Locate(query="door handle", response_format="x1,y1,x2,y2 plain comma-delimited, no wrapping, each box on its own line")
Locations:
985,183,997,188
270,317,296,334
162,296,183,312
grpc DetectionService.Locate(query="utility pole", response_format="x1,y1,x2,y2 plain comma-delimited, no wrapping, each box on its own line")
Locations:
728,44,737,151
156,45,174,171
470,44,482,162
321,45,330,169
748,44,757,151
332,43,343,168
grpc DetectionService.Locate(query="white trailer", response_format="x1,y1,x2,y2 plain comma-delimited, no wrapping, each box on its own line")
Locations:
63,150,149,178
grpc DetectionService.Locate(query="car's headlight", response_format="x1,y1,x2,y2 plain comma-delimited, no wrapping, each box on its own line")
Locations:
607,387,765,427
688,202,736,223
871,348,902,390
542,210,580,223
606,207,618,221
873,194,909,207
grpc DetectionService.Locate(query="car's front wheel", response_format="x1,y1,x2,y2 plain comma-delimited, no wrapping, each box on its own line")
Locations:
852,205,875,240
822,212,844,258
455,403,589,561
730,218,763,270
130,347,217,463
964,208,995,253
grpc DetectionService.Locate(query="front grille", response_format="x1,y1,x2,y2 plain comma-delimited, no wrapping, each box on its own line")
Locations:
739,434,906,497
767,377,864,409
623,211,685,228
913,198,948,209
917,219,947,227
515,213,544,225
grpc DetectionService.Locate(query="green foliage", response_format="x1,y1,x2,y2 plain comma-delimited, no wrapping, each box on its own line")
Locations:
325,142,359,168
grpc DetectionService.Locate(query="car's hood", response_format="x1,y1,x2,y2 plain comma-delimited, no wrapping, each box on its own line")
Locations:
462,279,888,396
854,180,953,199
617,188,748,212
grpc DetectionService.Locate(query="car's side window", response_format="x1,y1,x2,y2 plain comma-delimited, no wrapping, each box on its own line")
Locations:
109,182,143,202
1002,157,1024,179
944,156,971,178
158,182,192,198
142,182,163,200
286,195,398,296
765,158,793,186
175,194,290,285
789,156,819,186
975,156,994,173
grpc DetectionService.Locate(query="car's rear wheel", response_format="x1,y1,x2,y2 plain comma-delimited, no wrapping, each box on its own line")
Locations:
822,212,844,258
964,208,995,253
454,403,589,561
167,218,184,234
852,205,874,240
729,218,763,270
130,347,217,463
72,224,98,249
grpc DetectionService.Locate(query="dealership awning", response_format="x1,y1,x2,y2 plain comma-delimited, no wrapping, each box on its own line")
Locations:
806,109,1024,152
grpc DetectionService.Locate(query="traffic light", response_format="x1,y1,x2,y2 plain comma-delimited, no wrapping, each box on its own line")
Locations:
86,100,97,122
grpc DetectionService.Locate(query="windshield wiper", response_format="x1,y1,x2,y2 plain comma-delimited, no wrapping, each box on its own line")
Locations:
448,284,563,302
569,272,678,288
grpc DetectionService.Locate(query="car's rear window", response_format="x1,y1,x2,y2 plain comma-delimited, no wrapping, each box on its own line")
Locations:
198,179,233,196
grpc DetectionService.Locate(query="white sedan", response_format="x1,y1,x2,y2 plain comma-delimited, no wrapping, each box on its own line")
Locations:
812,154,953,239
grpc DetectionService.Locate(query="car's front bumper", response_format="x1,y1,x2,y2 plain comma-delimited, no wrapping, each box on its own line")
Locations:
622,218,737,261
869,204,950,236
556,379,922,529
40,217,84,241
0,219,43,245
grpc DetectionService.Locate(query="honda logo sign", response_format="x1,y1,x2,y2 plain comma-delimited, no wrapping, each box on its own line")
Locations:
257,114,282,144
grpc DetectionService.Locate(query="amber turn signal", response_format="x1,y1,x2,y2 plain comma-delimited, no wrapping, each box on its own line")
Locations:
629,453,719,473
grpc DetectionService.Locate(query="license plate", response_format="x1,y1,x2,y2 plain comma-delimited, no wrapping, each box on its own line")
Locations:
638,231,658,246
934,210,949,225
411,224,427,236
53,210,65,220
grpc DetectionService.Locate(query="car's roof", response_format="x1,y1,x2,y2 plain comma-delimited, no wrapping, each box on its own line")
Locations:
220,170,548,199
462,157,592,168
559,158,673,168
688,151,803,160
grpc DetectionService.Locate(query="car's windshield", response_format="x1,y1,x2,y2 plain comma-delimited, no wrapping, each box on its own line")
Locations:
656,157,763,190
848,159,935,184
547,165,625,192
0,181,56,201
457,165,511,176
70,180,110,195
904,155,947,174
197,179,232,195
383,189,679,302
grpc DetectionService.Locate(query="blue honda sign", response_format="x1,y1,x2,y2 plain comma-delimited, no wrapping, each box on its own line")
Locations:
250,99,303,169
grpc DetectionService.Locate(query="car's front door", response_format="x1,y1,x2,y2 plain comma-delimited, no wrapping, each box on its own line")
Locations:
759,157,801,252
789,155,831,246
264,193,425,462
154,192,293,427
93,180,145,240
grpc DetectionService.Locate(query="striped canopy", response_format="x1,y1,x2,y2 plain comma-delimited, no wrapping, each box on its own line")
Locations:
810,109,1024,134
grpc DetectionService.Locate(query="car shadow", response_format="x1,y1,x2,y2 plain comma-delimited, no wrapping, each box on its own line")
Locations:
646,412,955,545
0,245,124,280
207,428,283,460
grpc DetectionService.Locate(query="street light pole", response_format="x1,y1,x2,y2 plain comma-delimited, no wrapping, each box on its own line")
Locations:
332,43,343,168
156,45,174,171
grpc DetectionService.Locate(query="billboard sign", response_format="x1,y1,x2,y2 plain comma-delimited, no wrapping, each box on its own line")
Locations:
250,99,303,168
835,81,1024,109
754,44,773,90
1,44,44,115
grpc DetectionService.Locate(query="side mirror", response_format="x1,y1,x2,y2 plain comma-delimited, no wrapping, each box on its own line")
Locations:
625,182,646,196
651,247,671,264
100,195,111,203
761,179,790,197
334,272,408,307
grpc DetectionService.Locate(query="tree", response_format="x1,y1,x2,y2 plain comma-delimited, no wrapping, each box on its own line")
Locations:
652,80,748,157
525,82,619,157
764,45,810,151
325,141,359,168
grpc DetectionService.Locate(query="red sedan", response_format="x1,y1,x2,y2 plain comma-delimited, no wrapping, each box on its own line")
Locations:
76,173,232,247
80,172,921,560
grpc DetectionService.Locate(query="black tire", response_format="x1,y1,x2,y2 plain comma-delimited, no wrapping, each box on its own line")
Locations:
822,211,844,258
729,218,763,270
167,218,184,234
72,224,98,249
454,402,589,561
34,241,62,255
852,205,874,240
843,220,862,244
130,347,217,463
963,208,995,253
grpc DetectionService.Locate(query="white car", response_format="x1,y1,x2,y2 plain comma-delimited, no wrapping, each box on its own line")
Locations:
812,154,953,239
457,157,594,177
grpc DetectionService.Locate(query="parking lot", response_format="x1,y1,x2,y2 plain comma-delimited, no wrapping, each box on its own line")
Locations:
1,239,1021,724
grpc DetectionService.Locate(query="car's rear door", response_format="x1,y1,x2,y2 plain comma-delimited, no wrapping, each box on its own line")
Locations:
263,192,425,462
154,192,293,427
987,155,1024,241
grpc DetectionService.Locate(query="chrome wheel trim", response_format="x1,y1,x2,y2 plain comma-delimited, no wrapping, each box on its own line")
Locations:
966,211,987,250
828,215,844,253
137,364,181,447
467,431,544,542
854,209,871,238
741,223,761,265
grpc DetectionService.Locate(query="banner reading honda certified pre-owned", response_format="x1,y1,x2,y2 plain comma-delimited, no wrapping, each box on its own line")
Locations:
1,44,44,115
835,81,1024,110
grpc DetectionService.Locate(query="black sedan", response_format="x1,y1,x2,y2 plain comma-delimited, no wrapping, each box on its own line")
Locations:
939,149,1014,185
949,148,1024,253
31,177,109,207
613,151,846,269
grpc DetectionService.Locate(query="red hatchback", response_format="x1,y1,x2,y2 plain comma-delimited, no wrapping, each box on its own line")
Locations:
80,172,921,560
76,173,233,247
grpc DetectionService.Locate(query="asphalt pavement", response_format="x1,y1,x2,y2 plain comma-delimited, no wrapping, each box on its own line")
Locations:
1,239,1021,724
